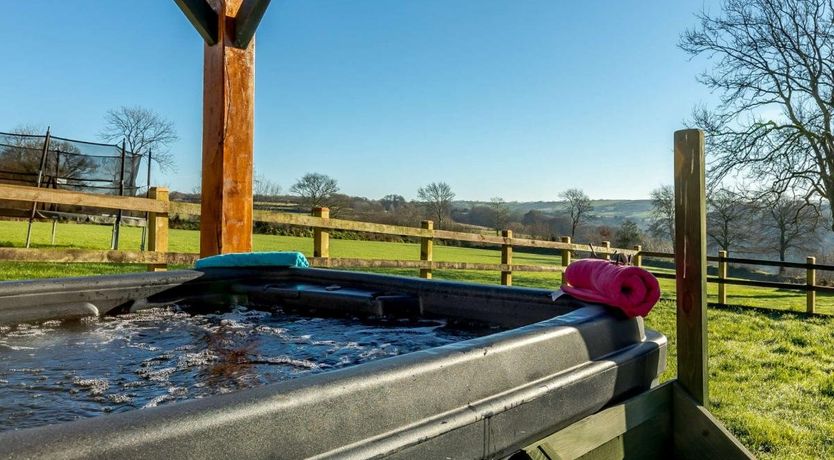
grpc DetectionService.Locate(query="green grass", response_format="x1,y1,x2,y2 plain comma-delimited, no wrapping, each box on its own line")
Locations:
2,220,834,458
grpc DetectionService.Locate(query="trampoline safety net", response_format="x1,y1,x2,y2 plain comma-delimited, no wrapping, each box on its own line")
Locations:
0,131,141,196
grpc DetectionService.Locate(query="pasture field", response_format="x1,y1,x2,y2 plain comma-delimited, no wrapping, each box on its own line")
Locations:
1,220,834,458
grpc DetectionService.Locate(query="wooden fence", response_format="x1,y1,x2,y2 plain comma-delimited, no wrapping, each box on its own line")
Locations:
640,250,834,314
0,183,189,271
171,201,633,283
2,182,833,314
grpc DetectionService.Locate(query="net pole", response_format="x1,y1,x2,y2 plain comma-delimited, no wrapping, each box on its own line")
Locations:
24,127,51,248
53,151,60,188
111,140,126,250
50,151,61,245
140,149,152,251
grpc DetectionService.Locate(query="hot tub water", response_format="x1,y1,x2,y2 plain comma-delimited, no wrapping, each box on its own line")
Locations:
0,306,491,432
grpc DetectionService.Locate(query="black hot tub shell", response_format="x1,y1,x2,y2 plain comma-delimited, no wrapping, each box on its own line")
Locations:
0,268,666,459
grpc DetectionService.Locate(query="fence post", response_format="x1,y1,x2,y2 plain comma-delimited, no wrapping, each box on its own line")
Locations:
420,220,433,279
147,187,169,272
313,207,330,264
602,241,611,260
561,236,572,284
807,256,816,314
633,245,642,267
501,230,513,286
674,129,708,406
718,250,728,305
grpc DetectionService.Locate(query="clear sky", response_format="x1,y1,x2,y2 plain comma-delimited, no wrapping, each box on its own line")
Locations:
0,1,719,201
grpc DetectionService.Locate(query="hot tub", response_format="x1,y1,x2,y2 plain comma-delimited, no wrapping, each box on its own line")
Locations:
0,268,666,459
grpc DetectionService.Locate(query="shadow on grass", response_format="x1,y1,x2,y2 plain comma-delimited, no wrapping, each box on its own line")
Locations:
727,292,805,300
707,302,818,319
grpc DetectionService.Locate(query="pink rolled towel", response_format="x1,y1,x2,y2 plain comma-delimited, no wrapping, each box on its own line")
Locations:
561,259,661,317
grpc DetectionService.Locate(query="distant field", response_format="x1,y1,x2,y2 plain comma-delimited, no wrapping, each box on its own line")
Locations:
0,220,833,458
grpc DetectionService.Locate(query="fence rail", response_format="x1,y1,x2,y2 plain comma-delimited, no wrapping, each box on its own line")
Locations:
0,183,170,271
2,185,834,314
0,248,198,265
171,201,634,255
0,183,166,213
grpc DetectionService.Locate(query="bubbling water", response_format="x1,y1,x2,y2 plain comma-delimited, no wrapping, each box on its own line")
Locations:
0,306,491,432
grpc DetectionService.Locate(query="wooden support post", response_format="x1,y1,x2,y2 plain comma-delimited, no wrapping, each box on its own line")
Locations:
420,220,433,279
199,0,255,257
602,241,611,260
718,250,728,305
501,230,513,286
807,256,816,314
633,245,642,267
674,129,708,406
147,187,169,272
313,207,330,262
561,236,572,284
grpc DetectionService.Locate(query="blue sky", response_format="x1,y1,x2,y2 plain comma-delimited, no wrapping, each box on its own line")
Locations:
0,1,719,201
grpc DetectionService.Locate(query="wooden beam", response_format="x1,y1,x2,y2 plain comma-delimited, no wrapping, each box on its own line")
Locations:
312,207,330,258
234,0,271,48
172,201,639,255
148,187,170,272
200,0,255,257
673,129,708,405
0,183,167,214
0,248,198,265
175,0,219,45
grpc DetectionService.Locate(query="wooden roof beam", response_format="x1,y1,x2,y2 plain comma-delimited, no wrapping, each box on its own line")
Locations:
174,0,219,45
234,0,271,49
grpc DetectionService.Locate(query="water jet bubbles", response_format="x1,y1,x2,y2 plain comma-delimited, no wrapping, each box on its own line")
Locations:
71,377,109,396
1,304,493,432
108,394,132,404
167,386,188,397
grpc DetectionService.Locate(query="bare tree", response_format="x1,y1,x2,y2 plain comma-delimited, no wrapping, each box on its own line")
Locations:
489,196,510,231
290,173,339,209
680,0,834,229
560,188,593,238
648,185,675,241
756,189,821,273
254,173,282,200
707,188,753,253
417,182,455,228
99,106,178,173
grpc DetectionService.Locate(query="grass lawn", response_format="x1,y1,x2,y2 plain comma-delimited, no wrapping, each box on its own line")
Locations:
1,220,834,458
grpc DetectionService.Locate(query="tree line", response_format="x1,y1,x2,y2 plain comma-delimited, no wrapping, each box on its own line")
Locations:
241,172,648,250
648,184,822,272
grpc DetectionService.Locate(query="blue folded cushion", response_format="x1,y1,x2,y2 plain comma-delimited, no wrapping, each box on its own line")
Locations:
195,251,310,269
